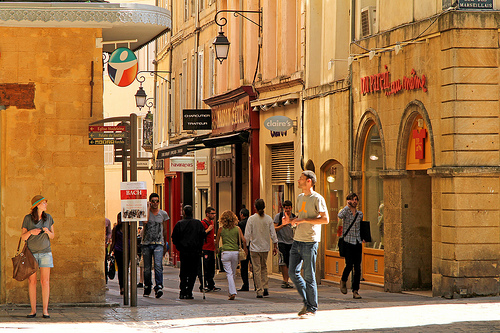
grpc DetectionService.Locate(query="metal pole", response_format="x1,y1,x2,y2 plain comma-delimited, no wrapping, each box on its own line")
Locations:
123,222,129,305
129,113,138,307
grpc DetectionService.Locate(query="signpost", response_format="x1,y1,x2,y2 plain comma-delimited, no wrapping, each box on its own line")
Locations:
89,115,140,307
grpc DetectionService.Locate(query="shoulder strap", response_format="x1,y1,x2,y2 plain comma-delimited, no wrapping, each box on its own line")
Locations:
342,212,359,238
278,212,283,226
17,237,22,252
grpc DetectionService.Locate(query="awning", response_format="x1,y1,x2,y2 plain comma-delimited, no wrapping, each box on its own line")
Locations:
157,131,250,159
202,131,249,148
250,93,300,108
0,2,171,53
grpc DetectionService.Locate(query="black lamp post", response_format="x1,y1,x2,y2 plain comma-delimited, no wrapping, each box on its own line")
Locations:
134,86,148,109
213,9,262,64
213,30,231,64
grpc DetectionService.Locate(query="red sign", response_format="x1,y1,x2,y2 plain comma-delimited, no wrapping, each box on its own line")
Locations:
412,128,427,159
361,66,427,96
89,125,127,132
120,189,148,200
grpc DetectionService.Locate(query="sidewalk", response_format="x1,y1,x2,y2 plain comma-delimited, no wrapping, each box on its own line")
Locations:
0,265,499,332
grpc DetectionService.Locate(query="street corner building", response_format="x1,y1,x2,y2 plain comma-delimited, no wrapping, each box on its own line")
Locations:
305,2,500,298
0,1,170,304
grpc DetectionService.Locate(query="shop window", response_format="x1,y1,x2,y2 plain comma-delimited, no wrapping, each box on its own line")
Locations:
322,162,344,251
271,143,295,217
363,124,384,249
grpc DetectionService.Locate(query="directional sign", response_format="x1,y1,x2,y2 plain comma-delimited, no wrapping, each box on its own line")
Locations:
89,139,125,145
89,132,128,139
89,125,127,132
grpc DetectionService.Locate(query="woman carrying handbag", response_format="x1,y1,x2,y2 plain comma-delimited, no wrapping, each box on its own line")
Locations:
21,195,55,319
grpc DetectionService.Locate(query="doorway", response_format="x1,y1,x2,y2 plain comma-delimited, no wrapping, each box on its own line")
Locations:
402,171,432,290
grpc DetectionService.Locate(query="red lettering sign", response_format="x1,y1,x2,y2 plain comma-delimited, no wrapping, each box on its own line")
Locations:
361,66,427,96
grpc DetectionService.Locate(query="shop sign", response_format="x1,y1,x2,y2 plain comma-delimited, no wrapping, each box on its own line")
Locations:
183,109,212,130
120,181,148,222
169,157,194,172
196,157,208,175
212,99,250,134
458,0,493,9
107,48,138,87
264,115,293,138
361,66,427,96
413,128,427,159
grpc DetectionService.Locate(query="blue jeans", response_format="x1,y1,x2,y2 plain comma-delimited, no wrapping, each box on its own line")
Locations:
289,241,319,313
142,244,164,288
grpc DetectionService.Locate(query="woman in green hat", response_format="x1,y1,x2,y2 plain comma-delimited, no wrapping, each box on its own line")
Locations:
21,195,55,319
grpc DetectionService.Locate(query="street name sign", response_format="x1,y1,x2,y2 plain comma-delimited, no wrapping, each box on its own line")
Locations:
89,132,128,139
89,125,127,132
89,139,125,145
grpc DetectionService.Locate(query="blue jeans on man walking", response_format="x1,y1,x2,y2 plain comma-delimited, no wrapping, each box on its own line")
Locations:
289,241,319,313
142,244,164,289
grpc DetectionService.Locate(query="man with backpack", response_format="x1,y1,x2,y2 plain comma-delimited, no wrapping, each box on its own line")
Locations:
274,200,295,289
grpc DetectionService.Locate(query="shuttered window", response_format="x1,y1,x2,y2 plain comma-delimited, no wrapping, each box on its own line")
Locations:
271,143,294,184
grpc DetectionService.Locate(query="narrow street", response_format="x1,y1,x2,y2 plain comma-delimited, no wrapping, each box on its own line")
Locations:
1,265,499,332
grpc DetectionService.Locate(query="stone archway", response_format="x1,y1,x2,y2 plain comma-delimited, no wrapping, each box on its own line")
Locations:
395,100,435,291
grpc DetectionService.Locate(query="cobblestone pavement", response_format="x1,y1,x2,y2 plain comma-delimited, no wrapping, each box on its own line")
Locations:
1,265,499,332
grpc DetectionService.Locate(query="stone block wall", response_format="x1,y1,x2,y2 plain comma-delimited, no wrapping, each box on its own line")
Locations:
0,27,105,304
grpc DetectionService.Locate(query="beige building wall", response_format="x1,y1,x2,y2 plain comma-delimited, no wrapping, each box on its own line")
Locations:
0,27,106,303
352,9,500,297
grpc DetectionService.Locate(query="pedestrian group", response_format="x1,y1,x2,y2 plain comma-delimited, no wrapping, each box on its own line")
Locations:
23,170,367,319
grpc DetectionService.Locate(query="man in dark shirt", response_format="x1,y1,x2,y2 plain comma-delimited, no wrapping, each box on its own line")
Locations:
171,205,206,299
197,207,221,292
237,207,250,291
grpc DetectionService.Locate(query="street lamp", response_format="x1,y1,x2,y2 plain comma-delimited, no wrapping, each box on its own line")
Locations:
134,86,147,109
213,30,230,64
213,9,262,64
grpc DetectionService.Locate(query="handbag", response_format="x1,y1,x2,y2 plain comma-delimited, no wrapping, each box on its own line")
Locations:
237,228,246,261
107,255,116,280
12,237,38,281
337,212,359,258
360,221,372,242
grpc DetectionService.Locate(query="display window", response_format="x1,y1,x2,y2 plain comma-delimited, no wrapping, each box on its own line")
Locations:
362,123,384,249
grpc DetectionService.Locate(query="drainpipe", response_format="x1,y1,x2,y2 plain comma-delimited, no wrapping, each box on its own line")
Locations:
239,0,244,83
348,0,356,190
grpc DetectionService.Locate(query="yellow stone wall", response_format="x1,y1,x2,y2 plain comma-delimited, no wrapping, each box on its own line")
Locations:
351,11,500,297
0,27,105,303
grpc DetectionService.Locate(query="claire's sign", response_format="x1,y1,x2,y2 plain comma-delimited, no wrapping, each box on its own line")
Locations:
361,66,427,96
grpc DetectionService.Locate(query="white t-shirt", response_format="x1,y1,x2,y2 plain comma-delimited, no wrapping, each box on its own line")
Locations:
294,191,329,242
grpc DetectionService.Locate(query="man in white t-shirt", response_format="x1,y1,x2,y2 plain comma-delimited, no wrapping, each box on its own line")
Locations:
283,170,329,317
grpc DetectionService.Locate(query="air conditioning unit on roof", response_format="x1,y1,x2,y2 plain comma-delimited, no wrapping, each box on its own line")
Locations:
361,6,376,37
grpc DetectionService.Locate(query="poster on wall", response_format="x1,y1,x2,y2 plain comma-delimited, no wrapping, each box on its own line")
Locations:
120,181,148,222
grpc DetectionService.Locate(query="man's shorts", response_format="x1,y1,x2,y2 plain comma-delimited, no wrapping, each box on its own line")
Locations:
33,252,54,268
278,243,292,267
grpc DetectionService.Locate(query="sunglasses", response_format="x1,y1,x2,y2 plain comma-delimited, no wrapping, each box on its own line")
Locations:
151,200,159,203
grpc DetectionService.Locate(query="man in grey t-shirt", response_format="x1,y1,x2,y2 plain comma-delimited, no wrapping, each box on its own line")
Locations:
274,200,295,289
142,193,170,298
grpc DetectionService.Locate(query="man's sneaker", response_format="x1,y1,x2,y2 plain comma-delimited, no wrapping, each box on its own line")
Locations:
137,282,144,288
143,286,151,297
237,285,249,291
263,289,269,297
282,282,293,289
300,311,316,318
155,285,163,299
297,306,308,316
353,290,362,299
340,280,348,294
211,287,221,292
281,281,288,288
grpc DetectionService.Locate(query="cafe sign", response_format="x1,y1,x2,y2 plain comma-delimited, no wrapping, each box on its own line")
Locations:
361,66,427,96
